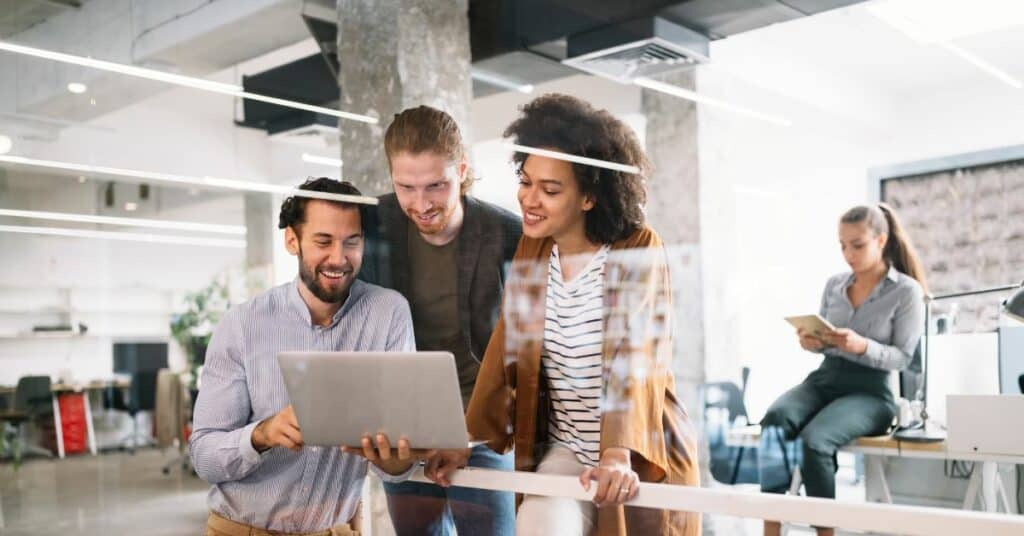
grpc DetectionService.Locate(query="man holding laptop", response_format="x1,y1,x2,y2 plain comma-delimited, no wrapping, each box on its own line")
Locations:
359,106,521,535
190,178,420,536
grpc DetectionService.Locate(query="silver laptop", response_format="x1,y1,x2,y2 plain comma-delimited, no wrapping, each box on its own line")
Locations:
278,351,473,449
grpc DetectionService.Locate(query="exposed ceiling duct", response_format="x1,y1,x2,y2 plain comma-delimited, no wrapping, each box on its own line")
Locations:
235,52,340,148
469,0,868,95
234,0,868,137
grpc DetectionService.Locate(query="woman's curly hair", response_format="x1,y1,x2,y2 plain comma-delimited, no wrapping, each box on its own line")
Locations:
503,93,651,244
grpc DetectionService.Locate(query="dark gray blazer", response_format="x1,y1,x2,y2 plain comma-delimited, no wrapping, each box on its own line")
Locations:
359,193,522,363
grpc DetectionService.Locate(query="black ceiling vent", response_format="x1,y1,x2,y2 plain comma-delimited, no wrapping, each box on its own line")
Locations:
562,16,709,84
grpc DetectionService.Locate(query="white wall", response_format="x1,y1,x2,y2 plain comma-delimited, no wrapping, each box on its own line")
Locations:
0,41,330,386
695,5,1024,419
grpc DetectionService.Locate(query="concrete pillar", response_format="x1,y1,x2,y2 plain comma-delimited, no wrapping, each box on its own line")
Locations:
642,69,717,531
244,193,276,297
335,3,473,532
642,69,705,410
336,0,473,195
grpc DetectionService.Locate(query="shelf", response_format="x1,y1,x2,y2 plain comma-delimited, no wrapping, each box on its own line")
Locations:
0,308,170,315
0,332,169,340
0,332,89,339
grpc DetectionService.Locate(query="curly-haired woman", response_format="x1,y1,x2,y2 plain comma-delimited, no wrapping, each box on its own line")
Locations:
426,94,700,536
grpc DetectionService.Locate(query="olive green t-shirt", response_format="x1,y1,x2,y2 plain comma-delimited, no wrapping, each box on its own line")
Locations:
407,221,478,409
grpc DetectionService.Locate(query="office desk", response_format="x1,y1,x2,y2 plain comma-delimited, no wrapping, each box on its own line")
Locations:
727,425,1022,514
0,379,130,458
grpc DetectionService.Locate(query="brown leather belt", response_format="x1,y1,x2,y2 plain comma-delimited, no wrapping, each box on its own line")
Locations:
206,511,360,536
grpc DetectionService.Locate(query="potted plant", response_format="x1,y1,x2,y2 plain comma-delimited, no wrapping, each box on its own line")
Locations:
170,277,230,389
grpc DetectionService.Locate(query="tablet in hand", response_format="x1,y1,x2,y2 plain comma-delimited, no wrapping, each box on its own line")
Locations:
785,314,837,339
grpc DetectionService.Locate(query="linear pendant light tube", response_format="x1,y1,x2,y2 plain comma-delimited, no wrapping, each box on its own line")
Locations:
936,41,1023,89
302,153,344,168
0,155,379,206
633,76,793,127
504,144,641,175
0,224,246,248
471,70,534,93
0,40,378,124
0,208,245,235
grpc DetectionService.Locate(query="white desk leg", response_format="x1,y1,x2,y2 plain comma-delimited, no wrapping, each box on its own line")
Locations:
84,390,97,456
982,462,998,513
51,394,65,459
963,464,983,510
866,455,893,503
995,470,1017,514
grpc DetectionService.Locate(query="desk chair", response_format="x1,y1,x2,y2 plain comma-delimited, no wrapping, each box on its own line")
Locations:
108,371,159,452
703,367,754,484
0,376,55,462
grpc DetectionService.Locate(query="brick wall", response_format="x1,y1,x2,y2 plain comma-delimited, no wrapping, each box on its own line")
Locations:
882,160,1024,332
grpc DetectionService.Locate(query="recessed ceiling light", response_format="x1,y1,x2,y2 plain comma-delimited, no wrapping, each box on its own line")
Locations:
124,202,138,211
0,135,11,155
67,82,87,94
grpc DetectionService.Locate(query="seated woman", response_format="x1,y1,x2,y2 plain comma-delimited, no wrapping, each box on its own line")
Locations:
428,94,700,536
760,203,927,536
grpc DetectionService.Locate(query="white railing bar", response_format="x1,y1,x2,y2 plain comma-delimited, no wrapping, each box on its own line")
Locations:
409,467,1024,536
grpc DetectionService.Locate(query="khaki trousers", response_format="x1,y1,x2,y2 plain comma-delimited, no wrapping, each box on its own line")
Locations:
205,511,360,536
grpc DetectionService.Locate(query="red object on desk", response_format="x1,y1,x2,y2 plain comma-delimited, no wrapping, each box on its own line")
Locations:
58,393,88,455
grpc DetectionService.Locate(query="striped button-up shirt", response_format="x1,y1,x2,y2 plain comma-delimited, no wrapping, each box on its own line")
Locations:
190,279,416,533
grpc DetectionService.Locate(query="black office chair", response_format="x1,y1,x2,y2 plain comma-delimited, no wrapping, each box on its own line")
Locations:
108,371,159,452
0,376,55,462
703,367,755,485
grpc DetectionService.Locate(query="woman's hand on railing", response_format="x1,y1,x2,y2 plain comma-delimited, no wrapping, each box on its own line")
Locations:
424,448,472,487
579,447,639,507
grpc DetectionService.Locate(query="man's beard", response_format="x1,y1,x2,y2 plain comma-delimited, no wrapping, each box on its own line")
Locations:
408,200,457,235
297,247,352,303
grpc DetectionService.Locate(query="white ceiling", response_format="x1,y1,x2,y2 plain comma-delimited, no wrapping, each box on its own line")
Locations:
0,0,82,38
712,2,1024,106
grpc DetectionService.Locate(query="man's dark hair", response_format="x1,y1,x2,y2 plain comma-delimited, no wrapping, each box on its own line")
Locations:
503,93,651,244
277,177,367,235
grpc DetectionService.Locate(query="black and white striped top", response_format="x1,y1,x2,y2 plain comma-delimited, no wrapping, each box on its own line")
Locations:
542,244,610,467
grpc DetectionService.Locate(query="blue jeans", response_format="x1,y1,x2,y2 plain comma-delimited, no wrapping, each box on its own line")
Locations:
383,445,514,536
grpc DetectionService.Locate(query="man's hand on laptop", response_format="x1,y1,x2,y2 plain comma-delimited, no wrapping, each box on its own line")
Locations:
424,448,471,487
251,405,304,453
341,434,435,475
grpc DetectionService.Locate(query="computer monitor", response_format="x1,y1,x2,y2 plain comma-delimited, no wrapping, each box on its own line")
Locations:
998,326,1024,395
113,342,168,373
